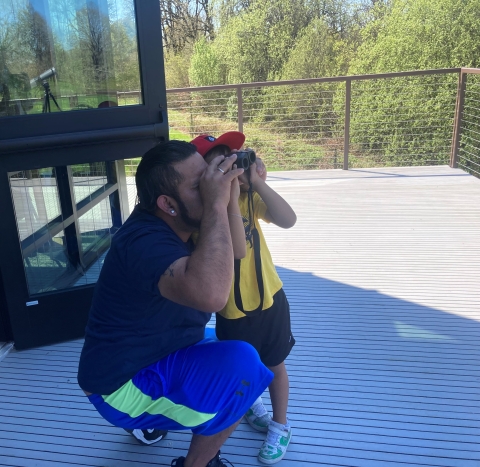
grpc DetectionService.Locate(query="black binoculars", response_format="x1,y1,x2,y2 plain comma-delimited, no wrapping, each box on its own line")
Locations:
232,150,256,170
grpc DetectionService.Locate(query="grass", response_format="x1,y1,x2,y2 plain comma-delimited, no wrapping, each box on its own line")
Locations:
26,94,141,114
169,128,191,141
167,108,341,171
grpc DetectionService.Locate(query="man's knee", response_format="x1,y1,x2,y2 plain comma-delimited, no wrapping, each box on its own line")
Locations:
215,339,260,361
211,340,264,377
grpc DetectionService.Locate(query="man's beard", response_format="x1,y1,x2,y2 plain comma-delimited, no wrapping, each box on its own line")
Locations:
174,195,201,229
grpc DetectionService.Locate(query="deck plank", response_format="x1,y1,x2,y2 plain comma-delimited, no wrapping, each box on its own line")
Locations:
1,166,479,466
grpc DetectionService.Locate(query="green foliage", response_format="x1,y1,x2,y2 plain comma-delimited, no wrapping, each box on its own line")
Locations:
280,19,347,80
345,0,480,166
165,46,194,89
189,38,224,86
110,21,141,91
174,0,480,170
344,74,457,167
213,0,312,83
352,0,480,73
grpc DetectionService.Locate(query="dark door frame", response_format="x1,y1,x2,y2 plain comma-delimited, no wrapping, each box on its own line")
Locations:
0,0,169,349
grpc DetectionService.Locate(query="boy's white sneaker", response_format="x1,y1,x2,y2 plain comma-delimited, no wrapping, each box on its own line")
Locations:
258,421,292,464
244,397,272,432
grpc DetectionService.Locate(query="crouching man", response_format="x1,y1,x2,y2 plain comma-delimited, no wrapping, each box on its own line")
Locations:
78,141,273,467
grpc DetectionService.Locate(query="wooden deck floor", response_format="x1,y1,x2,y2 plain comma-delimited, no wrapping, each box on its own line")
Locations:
1,166,479,467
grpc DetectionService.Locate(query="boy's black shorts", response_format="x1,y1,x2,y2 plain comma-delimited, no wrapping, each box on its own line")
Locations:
215,288,295,367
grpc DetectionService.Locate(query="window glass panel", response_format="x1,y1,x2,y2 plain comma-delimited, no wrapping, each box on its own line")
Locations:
22,229,77,294
9,165,116,295
74,197,114,288
72,162,108,204
0,0,141,117
10,168,61,240
124,157,140,216
78,197,113,254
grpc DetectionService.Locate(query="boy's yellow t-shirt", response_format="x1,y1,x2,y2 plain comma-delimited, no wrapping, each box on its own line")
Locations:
221,191,283,319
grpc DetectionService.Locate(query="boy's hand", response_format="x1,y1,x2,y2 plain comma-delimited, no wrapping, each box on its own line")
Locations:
238,162,263,188
255,157,267,181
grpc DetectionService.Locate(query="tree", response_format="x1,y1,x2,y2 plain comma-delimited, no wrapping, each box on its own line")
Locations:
164,46,193,89
188,37,224,86
75,3,115,87
160,0,215,53
110,20,141,91
18,3,55,78
210,0,312,84
346,0,480,166
351,0,480,73
281,18,347,80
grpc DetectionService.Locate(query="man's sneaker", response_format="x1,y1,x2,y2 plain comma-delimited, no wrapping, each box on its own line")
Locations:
171,451,234,467
244,397,272,432
206,451,234,467
258,421,292,464
124,428,167,445
171,458,186,467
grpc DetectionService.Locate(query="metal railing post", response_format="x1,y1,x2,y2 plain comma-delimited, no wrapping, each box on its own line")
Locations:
237,86,243,134
451,70,467,168
344,79,351,170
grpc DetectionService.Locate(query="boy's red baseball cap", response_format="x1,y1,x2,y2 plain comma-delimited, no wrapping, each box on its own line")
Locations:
191,131,245,157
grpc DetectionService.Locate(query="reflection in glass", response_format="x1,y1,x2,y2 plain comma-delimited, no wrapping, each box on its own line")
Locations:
10,169,74,294
9,163,117,295
9,169,61,241
22,229,79,295
78,197,113,254
124,157,140,216
75,198,113,288
0,0,141,117
72,162,108,204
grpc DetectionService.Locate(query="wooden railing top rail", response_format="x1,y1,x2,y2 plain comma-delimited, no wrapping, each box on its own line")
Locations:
166,68,462,94
461,68,480,75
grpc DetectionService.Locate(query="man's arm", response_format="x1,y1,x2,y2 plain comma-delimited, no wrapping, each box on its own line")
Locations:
159,155,243,312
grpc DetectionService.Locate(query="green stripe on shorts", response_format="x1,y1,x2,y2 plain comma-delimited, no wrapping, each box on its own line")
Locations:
103,380,217,427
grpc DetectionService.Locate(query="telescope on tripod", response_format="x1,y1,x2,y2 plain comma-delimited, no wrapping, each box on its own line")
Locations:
30,67,61,113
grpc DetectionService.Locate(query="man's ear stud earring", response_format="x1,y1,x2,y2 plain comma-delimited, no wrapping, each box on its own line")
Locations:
170,210,175,214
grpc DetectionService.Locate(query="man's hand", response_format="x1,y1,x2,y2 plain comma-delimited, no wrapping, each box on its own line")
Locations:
200,154,244,209
229,165,241,203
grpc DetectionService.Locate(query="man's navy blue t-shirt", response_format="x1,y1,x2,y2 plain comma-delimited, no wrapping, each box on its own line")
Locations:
77,207,210,395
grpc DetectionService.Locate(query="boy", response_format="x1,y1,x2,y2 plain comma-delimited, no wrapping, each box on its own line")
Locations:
191,132,297,464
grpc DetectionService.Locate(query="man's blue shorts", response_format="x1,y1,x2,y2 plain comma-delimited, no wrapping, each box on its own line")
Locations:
87,339,273,436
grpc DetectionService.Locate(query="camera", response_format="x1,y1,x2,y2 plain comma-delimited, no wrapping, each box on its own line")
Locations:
233,149,256,170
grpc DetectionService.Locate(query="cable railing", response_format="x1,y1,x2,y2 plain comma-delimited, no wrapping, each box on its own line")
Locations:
452,68,480,178
124,68,480,198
